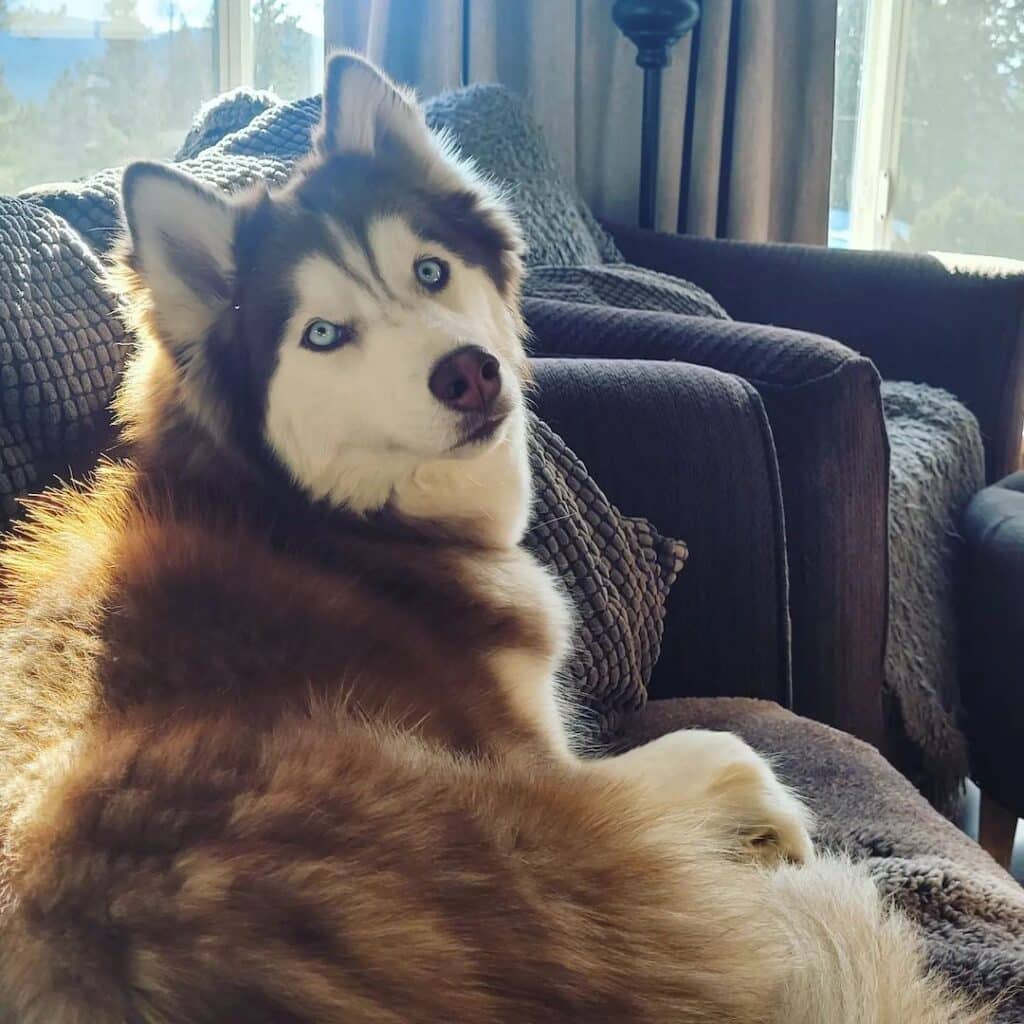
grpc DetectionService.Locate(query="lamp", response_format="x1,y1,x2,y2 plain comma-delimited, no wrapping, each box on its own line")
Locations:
611,0,701,229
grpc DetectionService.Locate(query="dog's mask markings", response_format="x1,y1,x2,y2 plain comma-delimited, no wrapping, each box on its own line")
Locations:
119,53,529,545
264,214,525,527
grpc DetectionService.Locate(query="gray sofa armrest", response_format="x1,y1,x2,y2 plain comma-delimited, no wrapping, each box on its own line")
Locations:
608,224,1024,481
526,300,888,748
530,357,790,708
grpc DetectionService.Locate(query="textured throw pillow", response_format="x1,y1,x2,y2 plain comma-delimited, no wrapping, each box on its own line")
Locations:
524,264,729,320
0,197,124,522
525,414,687,743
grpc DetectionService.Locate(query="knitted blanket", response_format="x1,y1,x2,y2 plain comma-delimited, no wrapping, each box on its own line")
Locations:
883,382,984,806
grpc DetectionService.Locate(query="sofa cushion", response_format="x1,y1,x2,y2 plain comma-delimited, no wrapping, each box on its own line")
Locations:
621,697,1024,1021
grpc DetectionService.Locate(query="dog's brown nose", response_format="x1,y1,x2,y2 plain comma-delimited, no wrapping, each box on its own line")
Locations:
429,345,502,412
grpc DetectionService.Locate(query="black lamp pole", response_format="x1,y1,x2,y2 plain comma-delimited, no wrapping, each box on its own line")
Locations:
612,0,701,229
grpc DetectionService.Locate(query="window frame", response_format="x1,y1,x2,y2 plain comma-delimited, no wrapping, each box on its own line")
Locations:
216,0,254,91
848,0,913,250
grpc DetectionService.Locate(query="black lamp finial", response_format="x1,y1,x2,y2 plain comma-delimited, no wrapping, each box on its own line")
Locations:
612,0,701,227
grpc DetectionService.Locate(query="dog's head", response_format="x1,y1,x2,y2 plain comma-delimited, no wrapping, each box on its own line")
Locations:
116,53,531,547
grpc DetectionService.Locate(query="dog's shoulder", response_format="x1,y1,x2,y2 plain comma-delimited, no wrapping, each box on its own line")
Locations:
0,460,574,765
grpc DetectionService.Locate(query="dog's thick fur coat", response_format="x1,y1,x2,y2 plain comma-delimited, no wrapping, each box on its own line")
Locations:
0,55,989,1022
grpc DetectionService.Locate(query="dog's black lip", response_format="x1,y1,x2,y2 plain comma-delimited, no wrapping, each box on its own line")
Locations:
456,414,506,448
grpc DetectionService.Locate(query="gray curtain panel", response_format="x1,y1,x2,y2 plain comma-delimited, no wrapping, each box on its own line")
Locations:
325,0,838,245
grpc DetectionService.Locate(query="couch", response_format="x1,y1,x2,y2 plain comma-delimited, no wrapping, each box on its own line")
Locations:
532,358,1024,1015
528,230,1024,813
17,83,1023,811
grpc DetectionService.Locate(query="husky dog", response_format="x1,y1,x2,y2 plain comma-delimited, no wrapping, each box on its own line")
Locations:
0,54,987,1023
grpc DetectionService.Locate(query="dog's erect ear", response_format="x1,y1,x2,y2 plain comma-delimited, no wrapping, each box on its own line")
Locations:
121,162,237,353
316,51,436,166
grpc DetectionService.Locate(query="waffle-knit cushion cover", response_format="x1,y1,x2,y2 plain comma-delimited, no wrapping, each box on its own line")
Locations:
0,198,123,521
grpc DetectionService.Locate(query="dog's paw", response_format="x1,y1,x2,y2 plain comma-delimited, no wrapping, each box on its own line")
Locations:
598,728,815,867
705,738,814,867
730,773,814,867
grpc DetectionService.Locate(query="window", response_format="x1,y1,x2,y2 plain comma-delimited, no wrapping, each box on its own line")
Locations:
0,0,323,195
830,0,1024,262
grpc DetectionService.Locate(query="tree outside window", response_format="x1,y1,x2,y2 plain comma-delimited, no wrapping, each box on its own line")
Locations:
831,0,1024,261
0,0,322,195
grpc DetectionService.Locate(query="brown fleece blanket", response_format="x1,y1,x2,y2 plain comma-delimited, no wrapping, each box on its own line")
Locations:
624,699,1024,1021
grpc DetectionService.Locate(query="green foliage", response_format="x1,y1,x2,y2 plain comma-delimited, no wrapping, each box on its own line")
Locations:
898,0,1024,211
910,188,1024,260
0,0,314,195
833,0,1024,257
253,0,309,99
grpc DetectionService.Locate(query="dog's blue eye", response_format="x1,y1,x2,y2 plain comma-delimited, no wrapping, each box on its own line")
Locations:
302,319,350,352
414,256,449,291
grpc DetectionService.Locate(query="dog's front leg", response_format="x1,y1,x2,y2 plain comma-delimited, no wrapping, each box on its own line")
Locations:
591,729,814,867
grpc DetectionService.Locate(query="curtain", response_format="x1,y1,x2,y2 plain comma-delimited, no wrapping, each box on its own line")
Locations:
326,0,837,245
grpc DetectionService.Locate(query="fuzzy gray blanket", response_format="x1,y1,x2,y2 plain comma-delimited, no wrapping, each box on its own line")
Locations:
883,382,984,805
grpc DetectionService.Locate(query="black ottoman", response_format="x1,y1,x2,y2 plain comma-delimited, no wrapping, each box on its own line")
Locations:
960,471,1024,866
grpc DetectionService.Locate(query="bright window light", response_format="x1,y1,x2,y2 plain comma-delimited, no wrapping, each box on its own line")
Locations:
0,0,324,194
829,0,1024,262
